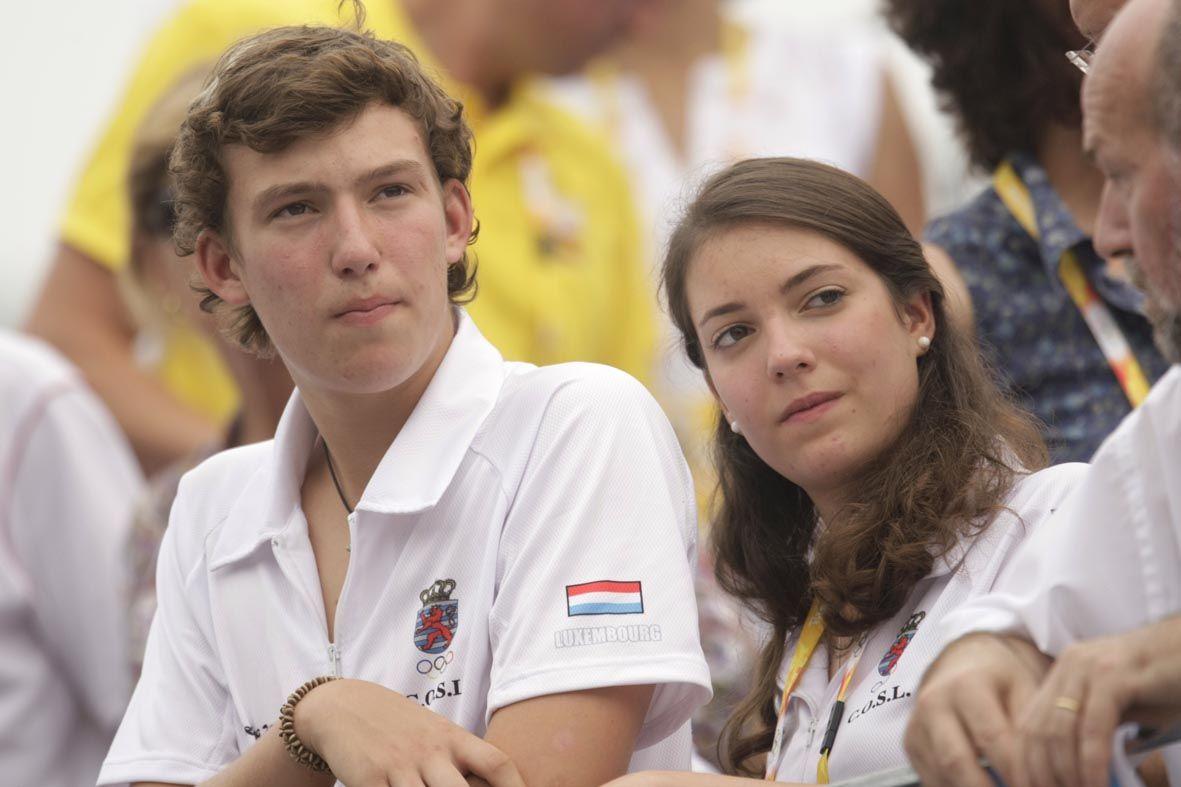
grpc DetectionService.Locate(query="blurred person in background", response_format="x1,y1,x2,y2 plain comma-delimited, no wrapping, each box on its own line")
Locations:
903,0,1181,784
0,332,143,786
120,66,293,673
25,0,655,476
885,0,1170,463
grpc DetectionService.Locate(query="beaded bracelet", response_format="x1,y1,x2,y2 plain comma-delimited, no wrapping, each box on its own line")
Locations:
278,675,341,774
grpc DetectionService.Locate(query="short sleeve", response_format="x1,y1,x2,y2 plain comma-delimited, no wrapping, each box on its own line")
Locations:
7,382,142,729
98,482,238,786
938,371,1181,654
486,369,711,748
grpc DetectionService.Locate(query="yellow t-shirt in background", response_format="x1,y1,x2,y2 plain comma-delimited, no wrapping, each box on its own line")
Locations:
62,0,654,422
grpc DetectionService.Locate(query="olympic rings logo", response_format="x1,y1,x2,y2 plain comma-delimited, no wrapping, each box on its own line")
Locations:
416,650,456,675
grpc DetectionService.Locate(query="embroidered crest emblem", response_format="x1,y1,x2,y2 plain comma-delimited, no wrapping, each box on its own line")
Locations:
878,611,926,676
414,579,458,654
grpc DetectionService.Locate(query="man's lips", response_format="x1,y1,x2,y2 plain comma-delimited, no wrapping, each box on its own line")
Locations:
334,296,400,323
779,391,842,423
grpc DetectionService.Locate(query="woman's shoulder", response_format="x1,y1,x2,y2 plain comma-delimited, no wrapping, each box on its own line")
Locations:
1005,462,1091,513
948,462,1090,584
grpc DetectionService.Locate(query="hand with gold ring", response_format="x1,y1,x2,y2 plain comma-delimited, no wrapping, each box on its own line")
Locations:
1015,616,1181,787
1052,696,1081,715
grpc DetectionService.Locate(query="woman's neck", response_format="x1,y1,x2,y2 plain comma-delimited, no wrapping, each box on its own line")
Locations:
1036,123,1106,237
610,0,721,159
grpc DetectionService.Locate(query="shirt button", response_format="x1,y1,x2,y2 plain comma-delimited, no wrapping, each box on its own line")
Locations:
271,537,280,548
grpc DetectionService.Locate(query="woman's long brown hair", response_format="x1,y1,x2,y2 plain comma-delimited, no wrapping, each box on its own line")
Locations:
661,158,1047,774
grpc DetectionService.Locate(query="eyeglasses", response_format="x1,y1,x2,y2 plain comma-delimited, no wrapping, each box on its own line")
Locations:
1066,41,1096,74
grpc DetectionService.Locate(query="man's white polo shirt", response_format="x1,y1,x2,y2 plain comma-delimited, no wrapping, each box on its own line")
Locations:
768,463,1086,782
939,365,1181,781
99,311,711,786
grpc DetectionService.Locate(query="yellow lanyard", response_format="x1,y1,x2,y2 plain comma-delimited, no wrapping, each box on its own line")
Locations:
992,161,1151,407
764,601,867,783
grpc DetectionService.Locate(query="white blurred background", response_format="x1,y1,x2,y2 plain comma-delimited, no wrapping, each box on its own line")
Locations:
0,0,976,328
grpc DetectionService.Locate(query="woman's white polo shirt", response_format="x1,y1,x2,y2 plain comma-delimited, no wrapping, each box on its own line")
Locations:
767,463,1087,783
99,312,711,786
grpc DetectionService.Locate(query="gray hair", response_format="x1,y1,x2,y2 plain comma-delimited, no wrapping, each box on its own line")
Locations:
1154,0,1181,146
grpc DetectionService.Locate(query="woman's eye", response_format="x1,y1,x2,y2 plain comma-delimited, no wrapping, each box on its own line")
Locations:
805,288,844,309
714,325,752,349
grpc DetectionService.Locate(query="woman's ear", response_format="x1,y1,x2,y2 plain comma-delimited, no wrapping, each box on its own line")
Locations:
194,229,251,307
902,289,936,351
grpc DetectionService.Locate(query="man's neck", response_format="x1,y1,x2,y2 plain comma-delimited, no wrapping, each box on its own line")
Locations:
297,320,455,505
400,0,512,107
1037,123,1106,237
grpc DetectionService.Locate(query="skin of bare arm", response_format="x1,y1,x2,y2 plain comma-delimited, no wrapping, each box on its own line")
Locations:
24,244,220,473
130,682,655,787
867,76,927,238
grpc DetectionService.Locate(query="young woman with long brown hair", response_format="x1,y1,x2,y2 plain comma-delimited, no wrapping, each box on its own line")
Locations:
607,157,1087,785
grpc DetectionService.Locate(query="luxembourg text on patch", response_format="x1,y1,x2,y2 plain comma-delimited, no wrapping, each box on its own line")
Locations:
565,580,644,616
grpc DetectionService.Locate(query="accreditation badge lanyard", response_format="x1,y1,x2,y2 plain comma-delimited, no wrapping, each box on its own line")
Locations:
992,160,1151,407
764,602,868,784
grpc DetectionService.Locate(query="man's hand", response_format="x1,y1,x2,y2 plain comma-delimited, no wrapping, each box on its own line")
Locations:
904,633,1050,787
1016,615,1181,787
295,678,525,787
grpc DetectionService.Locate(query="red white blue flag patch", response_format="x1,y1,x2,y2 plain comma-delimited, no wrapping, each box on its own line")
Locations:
566,580,644,616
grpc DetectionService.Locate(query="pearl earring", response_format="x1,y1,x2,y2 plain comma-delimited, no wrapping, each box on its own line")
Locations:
730,420,742,435
917,336,932,351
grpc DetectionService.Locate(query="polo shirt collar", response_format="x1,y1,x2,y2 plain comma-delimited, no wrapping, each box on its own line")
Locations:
209,309,504,568
1007,151,1091,281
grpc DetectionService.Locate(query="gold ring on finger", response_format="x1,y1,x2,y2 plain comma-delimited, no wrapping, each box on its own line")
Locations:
1054,696,1082,714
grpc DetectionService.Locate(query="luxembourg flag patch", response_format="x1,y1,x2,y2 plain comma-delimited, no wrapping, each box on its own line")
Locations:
566,580,644,616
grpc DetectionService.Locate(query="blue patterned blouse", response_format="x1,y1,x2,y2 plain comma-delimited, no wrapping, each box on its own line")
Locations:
927,152,1169,463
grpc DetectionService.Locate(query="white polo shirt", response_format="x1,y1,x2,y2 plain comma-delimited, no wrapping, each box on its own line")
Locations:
768,463,1087,783
939,365,1181,781
99,311,712,786
0,332,142,787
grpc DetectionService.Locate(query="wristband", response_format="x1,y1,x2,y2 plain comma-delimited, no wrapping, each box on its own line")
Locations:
278,675,341,774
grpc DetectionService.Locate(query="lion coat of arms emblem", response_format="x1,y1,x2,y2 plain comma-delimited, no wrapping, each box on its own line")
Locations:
877,610,926,676
414,579,459,655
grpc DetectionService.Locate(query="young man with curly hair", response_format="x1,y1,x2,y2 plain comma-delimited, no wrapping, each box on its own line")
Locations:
97,25,709,787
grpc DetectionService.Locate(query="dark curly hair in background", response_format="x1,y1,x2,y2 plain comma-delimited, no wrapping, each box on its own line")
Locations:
884,0,1086,170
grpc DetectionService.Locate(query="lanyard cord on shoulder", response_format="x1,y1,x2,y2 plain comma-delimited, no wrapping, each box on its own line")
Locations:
992,160,1151,407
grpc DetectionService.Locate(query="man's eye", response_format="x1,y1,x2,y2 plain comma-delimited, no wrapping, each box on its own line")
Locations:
377,184,408,199
274,202,310,219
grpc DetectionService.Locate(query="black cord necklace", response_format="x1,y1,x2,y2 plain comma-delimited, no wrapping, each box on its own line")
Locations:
321,440,353,552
